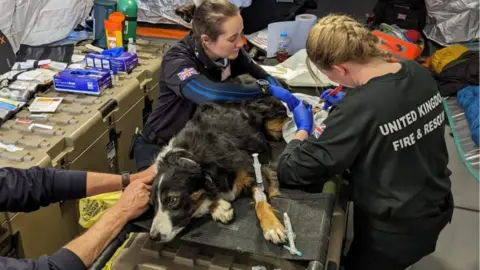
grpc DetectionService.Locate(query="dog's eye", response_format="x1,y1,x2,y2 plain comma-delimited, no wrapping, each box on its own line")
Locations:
166,196,179,208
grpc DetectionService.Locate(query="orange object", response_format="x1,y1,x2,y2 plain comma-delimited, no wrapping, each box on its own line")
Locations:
329,85,343,97
136,26,248,44
104,19,123,49
373,30,422,61
137,26,189,40
109,12,126,24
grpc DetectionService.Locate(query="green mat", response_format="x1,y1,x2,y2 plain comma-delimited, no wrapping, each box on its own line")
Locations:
443,98,479,181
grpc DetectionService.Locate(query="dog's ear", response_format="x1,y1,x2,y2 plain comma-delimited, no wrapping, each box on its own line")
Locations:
164,150,200,169
178,157,203,176
150,173,162,207
178,157,197,168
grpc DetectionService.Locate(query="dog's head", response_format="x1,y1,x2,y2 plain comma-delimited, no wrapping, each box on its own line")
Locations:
245,96,290,141
175,4,196,23
149,147,216,242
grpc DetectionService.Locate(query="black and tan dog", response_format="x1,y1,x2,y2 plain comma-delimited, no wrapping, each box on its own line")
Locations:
149,94,291,244
175,4,196,24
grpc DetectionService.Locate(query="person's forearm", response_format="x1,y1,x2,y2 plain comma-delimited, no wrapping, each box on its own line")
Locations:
85,171,148,197
63,204,129,267
85,172,122,197
266,76,282,87
182,75,264,104
277,139,327,186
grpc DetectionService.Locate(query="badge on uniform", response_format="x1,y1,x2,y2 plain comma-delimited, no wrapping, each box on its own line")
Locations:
177,67,199,81
313,123,327,138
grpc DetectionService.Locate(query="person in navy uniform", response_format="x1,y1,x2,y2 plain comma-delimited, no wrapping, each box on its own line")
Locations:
0,165,156,270
132,0,300,171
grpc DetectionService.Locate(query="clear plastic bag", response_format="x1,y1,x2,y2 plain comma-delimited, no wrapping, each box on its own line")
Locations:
0,88,33,102
282,93,329,143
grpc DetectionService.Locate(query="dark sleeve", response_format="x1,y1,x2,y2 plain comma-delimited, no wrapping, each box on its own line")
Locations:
163,55,265,104
0,248,85,270
182,75,265,103
0,167,87,212
278,101,375,186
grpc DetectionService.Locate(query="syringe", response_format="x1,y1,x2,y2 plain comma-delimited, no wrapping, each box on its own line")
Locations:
283,212,302,256
252,153,264,192
252,153,267,202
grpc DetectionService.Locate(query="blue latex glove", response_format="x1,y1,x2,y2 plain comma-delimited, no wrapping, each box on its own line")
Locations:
101,48,124,57
269,85,301,111
320,88,346,110
293,101,314,134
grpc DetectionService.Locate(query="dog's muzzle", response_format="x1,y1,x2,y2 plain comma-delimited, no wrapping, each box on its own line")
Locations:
149,231,169,242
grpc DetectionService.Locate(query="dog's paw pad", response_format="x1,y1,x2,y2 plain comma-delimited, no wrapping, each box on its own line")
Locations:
211,200,234,223
263,224,286,244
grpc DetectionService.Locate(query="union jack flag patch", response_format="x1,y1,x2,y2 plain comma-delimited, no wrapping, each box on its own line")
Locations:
313,123,327,138
177,67,199,81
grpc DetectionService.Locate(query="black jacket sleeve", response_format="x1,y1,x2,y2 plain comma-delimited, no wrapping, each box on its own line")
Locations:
0,248,86,270
0,167,87,212
277,99,376,186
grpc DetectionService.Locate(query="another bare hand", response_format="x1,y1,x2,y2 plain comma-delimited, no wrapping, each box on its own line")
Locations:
114,181,151,220
131,164,158,185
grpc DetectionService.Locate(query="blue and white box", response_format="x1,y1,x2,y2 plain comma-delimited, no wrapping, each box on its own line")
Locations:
85,52,139,73
53,69,112,95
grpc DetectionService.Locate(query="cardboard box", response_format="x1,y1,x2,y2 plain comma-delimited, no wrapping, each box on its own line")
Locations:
54,69,112,95
85,52,139,73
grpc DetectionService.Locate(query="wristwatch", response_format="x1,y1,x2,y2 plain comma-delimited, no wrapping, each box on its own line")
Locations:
121,171,130,190
256,79,270,94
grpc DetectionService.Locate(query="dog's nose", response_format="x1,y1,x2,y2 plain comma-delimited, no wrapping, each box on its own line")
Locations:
150,232,169,242
149,232,162,242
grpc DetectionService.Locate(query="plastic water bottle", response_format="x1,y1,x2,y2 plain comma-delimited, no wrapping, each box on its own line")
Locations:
127,37,137,54
276,32,291,62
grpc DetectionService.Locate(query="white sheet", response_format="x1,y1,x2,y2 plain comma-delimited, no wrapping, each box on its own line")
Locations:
0,0,93,53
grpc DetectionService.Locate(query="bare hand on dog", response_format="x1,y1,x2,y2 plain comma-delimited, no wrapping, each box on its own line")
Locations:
131,164,158,185
114,181,151,220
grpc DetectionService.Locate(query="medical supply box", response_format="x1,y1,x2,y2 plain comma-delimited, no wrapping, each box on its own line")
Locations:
53,69,112,95
85,52,139,73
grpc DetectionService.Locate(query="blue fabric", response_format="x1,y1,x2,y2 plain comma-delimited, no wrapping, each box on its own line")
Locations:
182,77,262,104
267,76,282,87
457,85,480,146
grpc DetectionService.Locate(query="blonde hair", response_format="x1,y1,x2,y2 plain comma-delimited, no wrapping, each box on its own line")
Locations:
306,14,381,70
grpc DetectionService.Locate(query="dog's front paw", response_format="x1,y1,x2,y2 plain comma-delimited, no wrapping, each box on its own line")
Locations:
263,219,286,244
211,199,234,224
256,201,286,244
